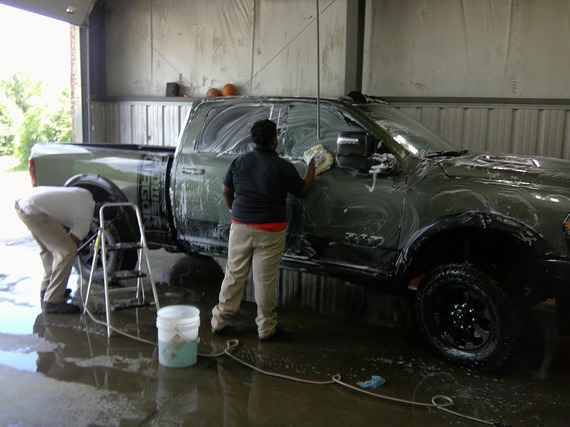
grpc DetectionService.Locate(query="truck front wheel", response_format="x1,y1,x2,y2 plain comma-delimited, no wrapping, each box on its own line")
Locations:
415,262,521,372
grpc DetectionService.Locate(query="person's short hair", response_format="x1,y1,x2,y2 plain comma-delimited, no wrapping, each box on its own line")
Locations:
250,119,277,148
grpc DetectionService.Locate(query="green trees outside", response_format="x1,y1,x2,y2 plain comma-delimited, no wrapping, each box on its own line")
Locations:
0,72,71,169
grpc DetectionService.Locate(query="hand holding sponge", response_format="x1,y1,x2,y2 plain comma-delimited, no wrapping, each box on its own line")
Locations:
303,144,334,175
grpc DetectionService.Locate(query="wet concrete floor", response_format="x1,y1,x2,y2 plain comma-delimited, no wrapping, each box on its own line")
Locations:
1,171,570,427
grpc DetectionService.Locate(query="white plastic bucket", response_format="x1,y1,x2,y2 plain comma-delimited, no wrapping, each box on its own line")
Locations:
156,305,200,368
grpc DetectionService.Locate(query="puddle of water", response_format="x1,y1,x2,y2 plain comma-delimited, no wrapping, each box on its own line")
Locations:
0,301,40,334
0,349,38,372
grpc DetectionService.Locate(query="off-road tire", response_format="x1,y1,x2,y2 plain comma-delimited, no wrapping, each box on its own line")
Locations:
76,221,137,283
415,262,521,372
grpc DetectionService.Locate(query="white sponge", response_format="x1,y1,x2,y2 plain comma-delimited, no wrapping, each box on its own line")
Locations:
303,144,334,175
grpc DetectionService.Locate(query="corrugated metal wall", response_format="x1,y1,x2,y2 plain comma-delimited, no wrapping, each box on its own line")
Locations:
91,100,570,160
90,100,192,146
393,101,570,159
213,257,412,327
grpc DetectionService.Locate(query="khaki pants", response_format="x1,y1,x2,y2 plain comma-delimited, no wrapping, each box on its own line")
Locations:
15,207,77,303
211,223,286,338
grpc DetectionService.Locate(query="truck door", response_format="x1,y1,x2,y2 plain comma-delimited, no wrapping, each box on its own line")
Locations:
171,102,283,254
283,102,405,283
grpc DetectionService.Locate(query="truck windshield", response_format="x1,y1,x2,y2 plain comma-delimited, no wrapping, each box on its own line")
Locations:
358,105,459,156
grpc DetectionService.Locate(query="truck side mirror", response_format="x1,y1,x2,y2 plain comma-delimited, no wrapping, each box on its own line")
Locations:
336,132,399,175
336,132,374,171
336,132,374,155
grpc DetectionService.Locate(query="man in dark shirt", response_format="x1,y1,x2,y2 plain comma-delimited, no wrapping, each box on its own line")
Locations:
211,119,316,341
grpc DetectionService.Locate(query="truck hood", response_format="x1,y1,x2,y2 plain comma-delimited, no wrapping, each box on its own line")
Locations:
439,153,570,188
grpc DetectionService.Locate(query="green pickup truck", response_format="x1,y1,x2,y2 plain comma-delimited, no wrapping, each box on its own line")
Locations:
30,94,570,371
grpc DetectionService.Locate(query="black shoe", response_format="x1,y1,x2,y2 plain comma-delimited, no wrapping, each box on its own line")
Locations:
43,301,81,314
212,326,228,336
259,325,282,342
40,288,72,302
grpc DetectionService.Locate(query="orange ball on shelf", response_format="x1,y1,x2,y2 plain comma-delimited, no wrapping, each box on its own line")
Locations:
206,88,221,97
222,83,238,96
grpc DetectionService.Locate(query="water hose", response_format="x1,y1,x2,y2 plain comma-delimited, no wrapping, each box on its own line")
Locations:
75,251,509,427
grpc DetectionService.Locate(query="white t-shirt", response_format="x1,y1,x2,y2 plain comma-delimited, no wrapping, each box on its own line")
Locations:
17,186,95,239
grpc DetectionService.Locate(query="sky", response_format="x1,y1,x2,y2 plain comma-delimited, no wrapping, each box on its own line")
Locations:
0,3,71,91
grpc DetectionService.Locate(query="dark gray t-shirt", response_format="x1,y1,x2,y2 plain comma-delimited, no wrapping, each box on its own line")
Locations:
223,147,305,223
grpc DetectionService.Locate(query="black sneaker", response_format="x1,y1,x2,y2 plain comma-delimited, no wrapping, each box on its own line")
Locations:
40,288,72,302
259,325,283,342
43,301,81,314
211,325,228,336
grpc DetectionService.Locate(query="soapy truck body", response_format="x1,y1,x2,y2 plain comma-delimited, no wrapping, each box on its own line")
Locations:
30,95,570,371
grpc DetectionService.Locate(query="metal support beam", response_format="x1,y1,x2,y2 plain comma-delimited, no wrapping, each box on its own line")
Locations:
80,0,106,142
344,0,365,95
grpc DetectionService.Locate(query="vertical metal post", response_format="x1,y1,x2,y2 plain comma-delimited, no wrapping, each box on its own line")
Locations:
316,0,321,139
344,0,365,95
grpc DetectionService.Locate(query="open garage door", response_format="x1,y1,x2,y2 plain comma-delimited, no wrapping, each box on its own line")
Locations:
0,0,95,26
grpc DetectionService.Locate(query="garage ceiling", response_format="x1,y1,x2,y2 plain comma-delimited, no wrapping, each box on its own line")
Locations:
0,0,95,26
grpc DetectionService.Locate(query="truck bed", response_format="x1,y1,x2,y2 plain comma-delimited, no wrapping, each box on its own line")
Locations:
30,142,177,249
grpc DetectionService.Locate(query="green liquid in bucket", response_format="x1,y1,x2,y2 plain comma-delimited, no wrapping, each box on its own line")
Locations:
158,340,198,368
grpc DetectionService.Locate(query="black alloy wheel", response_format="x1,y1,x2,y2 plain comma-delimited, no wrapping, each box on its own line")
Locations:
415,262,521,371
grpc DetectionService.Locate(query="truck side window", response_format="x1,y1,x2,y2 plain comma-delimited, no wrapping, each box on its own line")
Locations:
284,103,365,158
197,105,271,154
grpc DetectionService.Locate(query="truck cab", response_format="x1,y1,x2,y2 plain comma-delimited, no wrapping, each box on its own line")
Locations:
171,97,411,285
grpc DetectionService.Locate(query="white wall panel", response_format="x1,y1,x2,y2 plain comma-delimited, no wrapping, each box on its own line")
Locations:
105,2,153,97
250,0,347,96
99,0,570,100
103,0,347,98
363,0,570,98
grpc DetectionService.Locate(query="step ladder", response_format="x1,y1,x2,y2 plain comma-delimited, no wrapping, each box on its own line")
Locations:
84,202,161,337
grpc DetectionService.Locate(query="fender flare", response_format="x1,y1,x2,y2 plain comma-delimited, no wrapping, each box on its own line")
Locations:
393,211,553,288
64,173,128,203
64,173,138,237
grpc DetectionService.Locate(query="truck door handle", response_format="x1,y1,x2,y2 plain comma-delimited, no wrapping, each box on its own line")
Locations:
181,167,205,175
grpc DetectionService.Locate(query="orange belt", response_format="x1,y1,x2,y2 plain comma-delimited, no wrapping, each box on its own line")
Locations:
231,219,286,232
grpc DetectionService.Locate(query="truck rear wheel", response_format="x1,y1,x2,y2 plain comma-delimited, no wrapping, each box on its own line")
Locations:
65,175,139,283
415,262,521,372
76,221,137,283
